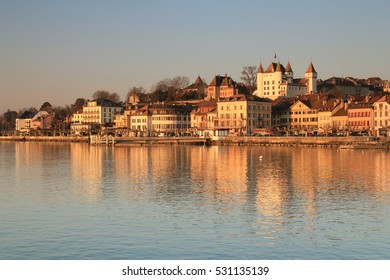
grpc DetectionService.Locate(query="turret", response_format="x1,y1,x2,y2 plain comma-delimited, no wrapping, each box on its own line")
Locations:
285,61,293,83
256,62,264,97
305,62,317,94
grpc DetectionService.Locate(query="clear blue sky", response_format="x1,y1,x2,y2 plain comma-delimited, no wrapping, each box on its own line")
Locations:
1,0,390,113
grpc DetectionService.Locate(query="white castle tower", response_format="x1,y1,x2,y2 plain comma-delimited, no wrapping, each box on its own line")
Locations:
305,62,317,94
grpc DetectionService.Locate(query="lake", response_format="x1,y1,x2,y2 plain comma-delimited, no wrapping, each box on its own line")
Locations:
0,141,389,259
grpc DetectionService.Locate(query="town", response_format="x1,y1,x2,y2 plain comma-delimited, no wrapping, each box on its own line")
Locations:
1,59,390,139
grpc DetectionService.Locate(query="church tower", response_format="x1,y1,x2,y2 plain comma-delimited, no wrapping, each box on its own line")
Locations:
305,62,317,94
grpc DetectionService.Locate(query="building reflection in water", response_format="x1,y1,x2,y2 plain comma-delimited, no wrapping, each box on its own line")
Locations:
68,143,390,216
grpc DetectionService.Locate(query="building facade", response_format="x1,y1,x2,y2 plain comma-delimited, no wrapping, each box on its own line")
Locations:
215,94,271,135
373,95,390,136
82,98,122,125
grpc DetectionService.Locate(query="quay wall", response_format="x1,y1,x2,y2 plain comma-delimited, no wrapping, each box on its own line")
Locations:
212,136,390,148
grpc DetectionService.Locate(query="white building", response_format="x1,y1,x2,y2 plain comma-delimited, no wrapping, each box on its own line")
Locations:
80,98,122,125
255,60,318,100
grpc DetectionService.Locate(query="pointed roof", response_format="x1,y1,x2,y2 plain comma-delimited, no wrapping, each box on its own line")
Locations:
221,74,234,87
209,75,224,87
285,61,293,73
194,76,204,86
257,63,264,73
275,61,282,72
265,62,286,73
306,62,317,74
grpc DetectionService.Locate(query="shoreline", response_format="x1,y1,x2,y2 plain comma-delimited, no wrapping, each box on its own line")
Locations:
1,135,390,149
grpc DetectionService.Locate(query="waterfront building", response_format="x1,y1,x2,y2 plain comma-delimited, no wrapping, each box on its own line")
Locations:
331,105,349,132
347,103,374,133
271,97,294,129
373,95,390,136
15,111,34,132
317,98,343,133
31,111,53,130
255,61,317,100
113,113,127,129
215,94,271,136
81,98,123,125
130,105,152,135
149,103,194,135
289,99,319,131
190,100,217,131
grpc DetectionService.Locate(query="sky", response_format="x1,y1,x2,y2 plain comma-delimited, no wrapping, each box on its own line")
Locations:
1,0,390,113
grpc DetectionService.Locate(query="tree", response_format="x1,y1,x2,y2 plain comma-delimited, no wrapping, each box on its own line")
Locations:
71,98,86,113
92,90,121,103
170,76,190,90
1,109,18,130
39,101,53,113
240,66,257,88
126,87,146,103
149,76,191,103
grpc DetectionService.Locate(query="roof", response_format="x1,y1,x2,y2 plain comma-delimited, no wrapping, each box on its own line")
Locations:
221,74,235,87
285,61,293,73
19,111,35,119
305,62,317,74
374,94,390,104
264,62,286,74
209,75,225,86
332,107,347,117
257,63,264,73
218,94,271,103
94,98,121,107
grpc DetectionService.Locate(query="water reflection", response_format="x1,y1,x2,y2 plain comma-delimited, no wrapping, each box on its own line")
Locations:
3,142,390,259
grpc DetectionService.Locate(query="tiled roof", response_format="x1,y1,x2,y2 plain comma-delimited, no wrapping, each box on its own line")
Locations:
219,94,271,103
332,107,347,117
305,62,317,74
285,62,293,73
265,62,286,74
257,63,264,73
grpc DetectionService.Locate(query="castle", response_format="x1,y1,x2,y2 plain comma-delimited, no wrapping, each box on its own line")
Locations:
254,61,318,100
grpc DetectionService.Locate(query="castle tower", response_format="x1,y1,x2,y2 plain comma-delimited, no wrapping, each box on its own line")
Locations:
305,62,317,94
285,61,293,83
275,60,283,86
256,62,264,97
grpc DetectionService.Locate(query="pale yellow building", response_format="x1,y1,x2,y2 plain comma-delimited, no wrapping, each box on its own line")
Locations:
82,98,122,125
289,100,319,131
215,94,271,135
373,95,390,136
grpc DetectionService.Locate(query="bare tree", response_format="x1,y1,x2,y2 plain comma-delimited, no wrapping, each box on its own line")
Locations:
92,90,121,103
170,76,190,89
240,66,257,87
127,87,146,103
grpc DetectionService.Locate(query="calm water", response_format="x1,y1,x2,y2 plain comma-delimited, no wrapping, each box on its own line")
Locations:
0,141,389,260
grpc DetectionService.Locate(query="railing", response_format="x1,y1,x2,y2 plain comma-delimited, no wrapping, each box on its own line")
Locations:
90,135,115,145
